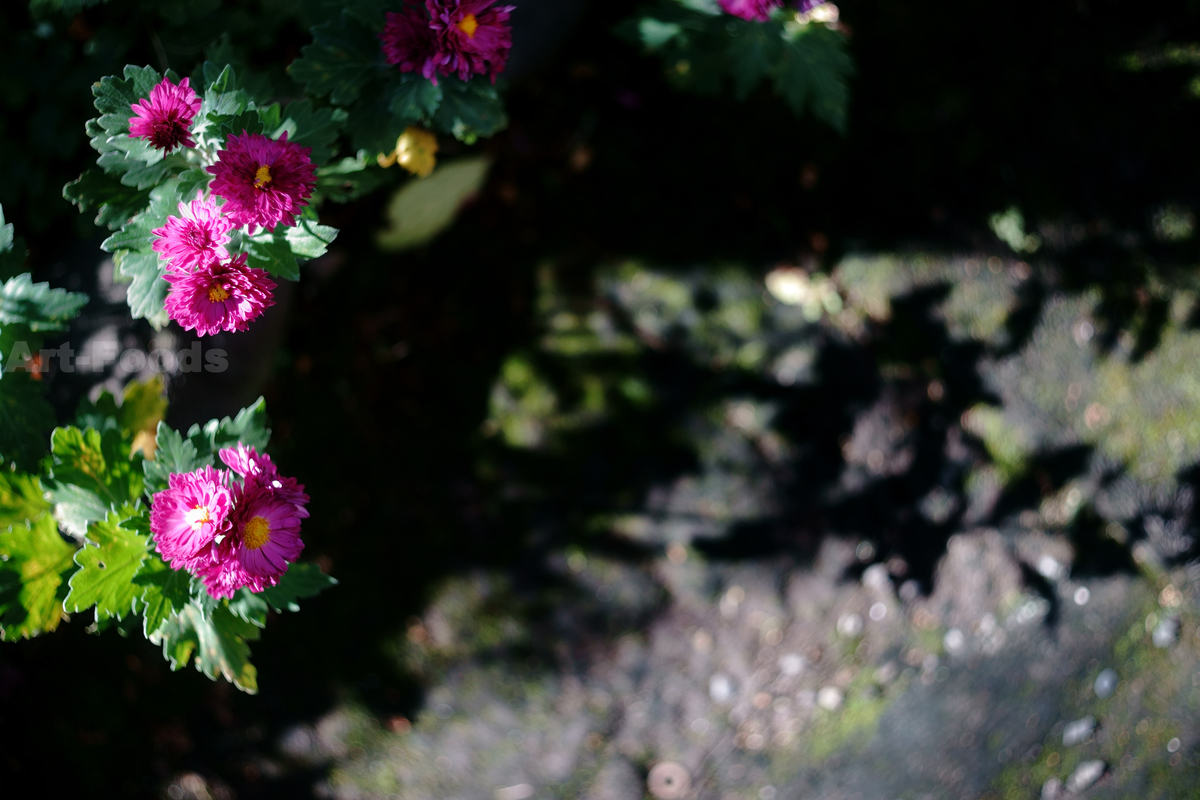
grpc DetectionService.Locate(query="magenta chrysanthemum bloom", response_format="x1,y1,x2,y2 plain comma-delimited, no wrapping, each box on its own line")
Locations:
149,466,232,568
220,443,311,508
380,8,440,80
426,0,515,83
206,131,317,231
194,470,308,598
129,76,202,152
717,0,783,21
164,253,276,336
151,193,234,273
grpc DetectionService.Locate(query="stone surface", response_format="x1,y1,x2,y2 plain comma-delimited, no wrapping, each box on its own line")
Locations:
1065,759,1106,793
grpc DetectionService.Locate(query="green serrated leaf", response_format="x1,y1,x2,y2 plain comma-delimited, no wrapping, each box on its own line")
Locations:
275,100,348,166
245,228,300,281
0,204,29,281
152,601,260,693
389,75,443,126
637,18,684,49
727,19,784,99
64,505,149,622
347,84,405,155
0,372,55,471
92,65,161,126
286,220,338,259
288,13,384,106
0,274,88,334
316,153,388,204
49,483,108,540
63,168,153,231
143,421,214,496
0,471,51,532
134,553,192,637
433,78,508,143
113,250,169,328
210,397,271,452
101,176,185,257
227,588,269,627
0,513,76,640
258,562,337,613
50,426,143,512
774,22,853,132
214,108,265,141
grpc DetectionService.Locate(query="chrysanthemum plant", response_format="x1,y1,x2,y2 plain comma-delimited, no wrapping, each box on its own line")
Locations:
0,204,331,694
64,62,346,331
287,0,511,155
622,0,854,132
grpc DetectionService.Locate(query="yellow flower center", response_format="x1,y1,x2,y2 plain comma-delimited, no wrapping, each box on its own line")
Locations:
243,516,271,550
208,284,229,303
254,164,273,188
457,13,479,37
185,505,211,531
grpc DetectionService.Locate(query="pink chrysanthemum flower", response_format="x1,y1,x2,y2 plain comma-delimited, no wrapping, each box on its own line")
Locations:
164,253,276,336
206,131,317,231
195,491,307,598
427,0,515,83
717,0,783,21
380,7,440,80
220,443,311,508
151,193,234,273
129,76,202,152
149,466,232,568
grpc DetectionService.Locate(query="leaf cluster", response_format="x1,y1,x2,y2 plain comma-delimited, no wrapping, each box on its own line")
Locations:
0,387,335,693
620,2,854,132
64,63,343,327
0,203,89,471
288,11,508,153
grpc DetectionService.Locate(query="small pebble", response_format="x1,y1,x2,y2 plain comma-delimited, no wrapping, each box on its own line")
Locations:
943,628,965,654
1040,776,1062,800
1073,586,1090,605
1153,616,1179,648
1062,715,1095,747
817,686,843,711
1093,669,1118,699
1065,760,1105,793
837,613,863,637
862,563,891,592
709,674,733,703
778,654,805,676
1037,555,1065,581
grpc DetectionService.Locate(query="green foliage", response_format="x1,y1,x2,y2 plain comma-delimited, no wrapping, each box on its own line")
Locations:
434,79,508,144
622,2,854,131
288,13,386,107
290,12,509,152
71,63,344,309
133,552,192,637
260,562,339,612
315,153,388,204
152,601,262,693
0,273,89,333
0,390,330,689
0,373,57,472
64,505,151,623
49,426,144,513
143,422,213,496
0,471,76,640
0,204,28,281
63,169,153,231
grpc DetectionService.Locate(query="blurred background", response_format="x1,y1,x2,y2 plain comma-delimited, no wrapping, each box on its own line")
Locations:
4,1,1200,798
